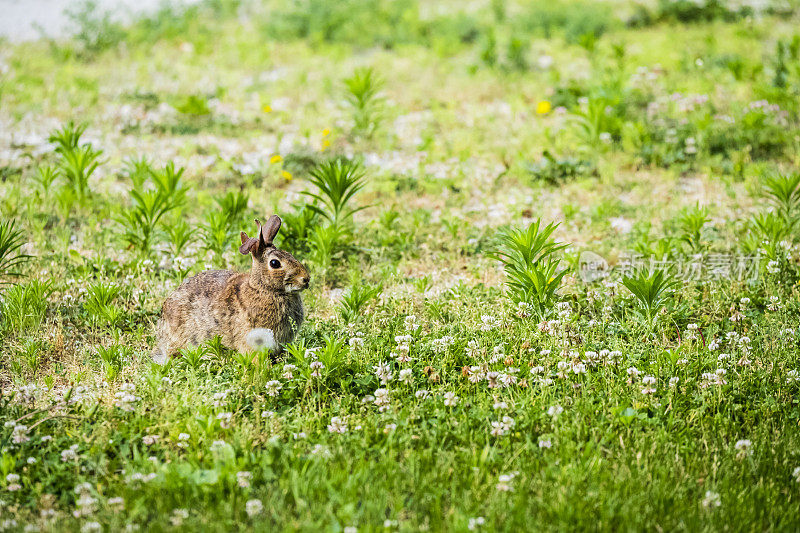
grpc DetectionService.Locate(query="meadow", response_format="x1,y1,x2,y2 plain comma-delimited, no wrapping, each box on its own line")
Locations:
1,0,800,530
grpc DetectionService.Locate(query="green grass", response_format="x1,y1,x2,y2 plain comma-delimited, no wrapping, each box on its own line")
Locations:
1,0,800,531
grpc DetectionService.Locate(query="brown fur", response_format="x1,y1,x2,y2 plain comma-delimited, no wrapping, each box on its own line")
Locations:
152,216,309,362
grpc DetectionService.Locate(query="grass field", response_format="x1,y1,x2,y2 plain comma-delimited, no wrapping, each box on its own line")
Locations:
1,0,800,530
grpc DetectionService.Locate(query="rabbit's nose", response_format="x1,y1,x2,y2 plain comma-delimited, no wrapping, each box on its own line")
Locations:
301,276,310,286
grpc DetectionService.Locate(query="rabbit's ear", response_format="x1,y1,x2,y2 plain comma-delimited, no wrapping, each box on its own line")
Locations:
260,215,282,246
239,231,261,255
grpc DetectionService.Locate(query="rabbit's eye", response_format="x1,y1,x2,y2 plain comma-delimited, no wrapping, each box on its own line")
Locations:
269,259,281,269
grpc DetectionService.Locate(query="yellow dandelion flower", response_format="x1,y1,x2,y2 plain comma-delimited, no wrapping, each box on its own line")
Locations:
322,139,331,150
269,154,283,164
322,128,331,137
262,104,272,113
281,170,293,181
536,100,551,115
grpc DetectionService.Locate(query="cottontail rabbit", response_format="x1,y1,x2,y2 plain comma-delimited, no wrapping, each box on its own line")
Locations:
151,215,309,364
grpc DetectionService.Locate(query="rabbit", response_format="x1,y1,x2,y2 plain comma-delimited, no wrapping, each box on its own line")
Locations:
151,215,310,364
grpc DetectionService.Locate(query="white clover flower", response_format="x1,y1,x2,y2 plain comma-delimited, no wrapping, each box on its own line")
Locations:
394,346,412,363
61,444,79,462
538,439,552,449
74,482,92,495
398,368,413,384
170,509,189,526
443,392,459,407
702,490,721,509
210,440,228,452
490,416,514,436
305,347,322,359
142,435,160,446
495,472,517,492
310,444,332,458
348,336,365,349
490,345,505,364
415,390,430,400
767,260,780,274
265,380,283,397
480,314,501,331
282,363,297,380
374,388,391,411
584,351,601,366
246,499,263,517
431,336,454,353
11,425,29,444
236,471,252,488
114,384,140,412
792,466,800,483
490,421,506,436
177,433,190,448
547,405,563,418
734,439,752,459
212,390,230,407
374,362,394,384
466,366,485,383
498,372,516,387
74,493,98,517
465,340,480,358
108,496,125,511
641,376,657,395
669,377,680,388
310,361,325,378
328,416,348,434
468,516,485,530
